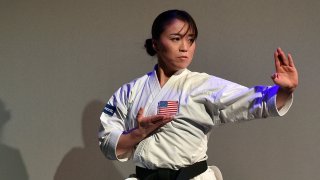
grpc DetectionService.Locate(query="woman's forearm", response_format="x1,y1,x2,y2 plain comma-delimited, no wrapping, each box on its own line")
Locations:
116,128,146,156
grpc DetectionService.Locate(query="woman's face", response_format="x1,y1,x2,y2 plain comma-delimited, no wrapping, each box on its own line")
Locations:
154,19,196,73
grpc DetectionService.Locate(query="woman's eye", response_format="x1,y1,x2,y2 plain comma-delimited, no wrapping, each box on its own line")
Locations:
171,37,180,41
188,38,195,43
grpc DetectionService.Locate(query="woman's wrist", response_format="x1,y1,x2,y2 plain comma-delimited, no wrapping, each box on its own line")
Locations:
130,127,148,141
276,87,294,109
116,127,145,156
119,127,146,148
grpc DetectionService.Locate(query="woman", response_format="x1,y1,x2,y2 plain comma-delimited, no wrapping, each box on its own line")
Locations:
99,9,298,180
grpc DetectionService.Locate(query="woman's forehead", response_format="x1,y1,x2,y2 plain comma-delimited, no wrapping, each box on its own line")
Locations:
163,19,195,35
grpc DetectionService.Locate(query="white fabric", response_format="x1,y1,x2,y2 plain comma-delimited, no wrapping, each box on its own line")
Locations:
99,66,293,171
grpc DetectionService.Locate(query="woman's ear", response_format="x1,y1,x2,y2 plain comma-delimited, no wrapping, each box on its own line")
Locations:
152,39,158,52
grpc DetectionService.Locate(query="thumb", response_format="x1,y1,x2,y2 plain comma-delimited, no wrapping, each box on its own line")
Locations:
271,73,279,80
271,73,280,84
136,108,144,121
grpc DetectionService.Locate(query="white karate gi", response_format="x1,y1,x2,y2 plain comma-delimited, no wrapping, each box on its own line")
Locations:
99,66,293,179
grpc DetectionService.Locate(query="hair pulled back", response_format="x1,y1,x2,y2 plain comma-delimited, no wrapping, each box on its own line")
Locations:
144,9,198,56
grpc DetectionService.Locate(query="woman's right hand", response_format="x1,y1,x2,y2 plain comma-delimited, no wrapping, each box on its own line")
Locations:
135,108,173,138
116,108,173,156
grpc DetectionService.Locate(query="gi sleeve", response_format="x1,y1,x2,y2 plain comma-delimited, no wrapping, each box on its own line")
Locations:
195,76,293,125
98,83,133,161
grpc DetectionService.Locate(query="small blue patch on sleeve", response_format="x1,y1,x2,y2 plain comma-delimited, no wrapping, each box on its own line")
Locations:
103,104,116,116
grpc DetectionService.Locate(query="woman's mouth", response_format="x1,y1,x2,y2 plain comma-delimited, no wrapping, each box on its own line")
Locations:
178,56,188,59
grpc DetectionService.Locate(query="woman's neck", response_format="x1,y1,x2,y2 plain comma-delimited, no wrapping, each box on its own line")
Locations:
156,65,175,88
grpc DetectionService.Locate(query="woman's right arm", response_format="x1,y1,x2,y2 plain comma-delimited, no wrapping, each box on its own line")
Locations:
99,76,173,160
116,108,173,156
99,89,172,161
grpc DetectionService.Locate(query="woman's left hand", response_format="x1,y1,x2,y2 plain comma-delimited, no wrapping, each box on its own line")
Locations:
272,47,299,93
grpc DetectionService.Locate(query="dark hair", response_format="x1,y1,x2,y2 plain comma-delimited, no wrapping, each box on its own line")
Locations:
144,9,198,56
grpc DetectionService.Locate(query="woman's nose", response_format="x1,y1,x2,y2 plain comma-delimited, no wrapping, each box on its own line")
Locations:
179,40,188,52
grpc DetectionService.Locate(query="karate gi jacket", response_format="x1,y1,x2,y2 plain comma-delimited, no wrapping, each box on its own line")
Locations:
99,66,293,170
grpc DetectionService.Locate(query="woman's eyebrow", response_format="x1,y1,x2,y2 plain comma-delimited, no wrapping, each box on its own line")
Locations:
169,33,195,37
169,33,182,36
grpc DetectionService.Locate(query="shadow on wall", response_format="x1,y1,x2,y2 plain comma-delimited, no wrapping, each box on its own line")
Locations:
54,100,123,180
0,99,29,180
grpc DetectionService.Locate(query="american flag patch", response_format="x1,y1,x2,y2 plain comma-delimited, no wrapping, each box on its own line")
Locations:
157,101,179,116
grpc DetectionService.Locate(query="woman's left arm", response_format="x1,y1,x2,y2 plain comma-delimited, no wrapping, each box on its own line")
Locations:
272,48,299,109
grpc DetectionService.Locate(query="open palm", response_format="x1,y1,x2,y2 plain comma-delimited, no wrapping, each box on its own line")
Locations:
272,48,298,92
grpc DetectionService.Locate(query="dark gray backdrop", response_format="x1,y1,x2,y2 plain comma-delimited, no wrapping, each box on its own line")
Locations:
1,0,319,179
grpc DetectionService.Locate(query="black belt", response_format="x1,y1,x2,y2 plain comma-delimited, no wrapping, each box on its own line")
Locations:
136,161,208,180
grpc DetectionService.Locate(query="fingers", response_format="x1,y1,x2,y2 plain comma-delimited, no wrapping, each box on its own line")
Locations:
139,114,173,128
276,47,290,66
274,51,281,72
274,47,296,72
150,115,173,124
152,116,173,129
136,108,144,121
277,48,289,65
161,116,174,125
149,115,166,124
288,53,295,67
